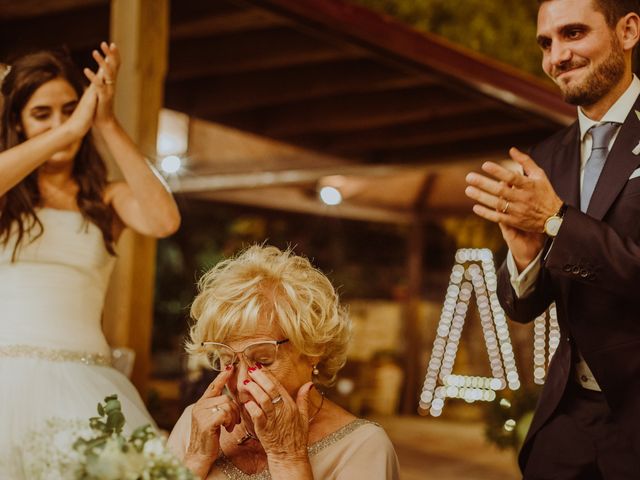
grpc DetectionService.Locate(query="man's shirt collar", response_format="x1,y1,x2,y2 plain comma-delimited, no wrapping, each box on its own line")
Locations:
578,75,640,141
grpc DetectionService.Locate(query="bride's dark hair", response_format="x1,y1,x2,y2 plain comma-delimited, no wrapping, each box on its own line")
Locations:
0,49,115,260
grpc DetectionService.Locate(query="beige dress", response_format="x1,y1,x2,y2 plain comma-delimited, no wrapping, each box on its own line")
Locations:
168,405,400,480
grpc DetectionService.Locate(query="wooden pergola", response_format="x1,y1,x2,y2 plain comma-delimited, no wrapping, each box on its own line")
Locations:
1,0,574,412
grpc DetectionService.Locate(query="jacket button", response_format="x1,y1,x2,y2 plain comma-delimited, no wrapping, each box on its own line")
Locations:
563,264,572,272
580,269,589,278
572,266,581,275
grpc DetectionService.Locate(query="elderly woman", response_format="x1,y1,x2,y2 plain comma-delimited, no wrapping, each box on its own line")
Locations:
168,245,399,479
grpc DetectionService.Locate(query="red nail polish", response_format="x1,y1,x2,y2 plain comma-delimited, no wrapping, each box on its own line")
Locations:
248,367,256,373
255,362,263,369
243,379,251,385
225,364,233,371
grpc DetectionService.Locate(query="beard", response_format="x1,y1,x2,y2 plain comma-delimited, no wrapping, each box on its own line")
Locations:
553,36,625,107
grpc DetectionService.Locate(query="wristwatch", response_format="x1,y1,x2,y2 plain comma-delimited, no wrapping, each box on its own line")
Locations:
543,203,567,237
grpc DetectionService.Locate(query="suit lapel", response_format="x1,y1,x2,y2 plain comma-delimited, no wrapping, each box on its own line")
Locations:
588,97,640,220
551,123,581,209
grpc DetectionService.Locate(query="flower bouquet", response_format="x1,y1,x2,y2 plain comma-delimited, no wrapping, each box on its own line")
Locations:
22,395,196,480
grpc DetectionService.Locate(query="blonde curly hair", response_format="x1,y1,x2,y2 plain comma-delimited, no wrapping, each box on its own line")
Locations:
186,245,351,386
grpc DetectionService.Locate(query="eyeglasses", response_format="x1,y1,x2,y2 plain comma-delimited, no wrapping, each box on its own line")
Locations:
200,339,289,371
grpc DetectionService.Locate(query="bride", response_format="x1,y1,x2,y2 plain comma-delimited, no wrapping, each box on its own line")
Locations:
0,42,180,477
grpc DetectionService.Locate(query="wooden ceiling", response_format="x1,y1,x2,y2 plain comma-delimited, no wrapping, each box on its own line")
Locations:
0,0,575,219
163,0,574,166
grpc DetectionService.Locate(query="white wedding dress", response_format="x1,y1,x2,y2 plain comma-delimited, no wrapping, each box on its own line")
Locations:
0,208,155,478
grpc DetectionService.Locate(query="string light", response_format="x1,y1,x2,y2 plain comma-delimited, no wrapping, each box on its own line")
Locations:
503,419,516,432
419,248,520,416
533,303,560,385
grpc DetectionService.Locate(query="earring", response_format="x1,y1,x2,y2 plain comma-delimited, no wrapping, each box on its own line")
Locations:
312,365,319,376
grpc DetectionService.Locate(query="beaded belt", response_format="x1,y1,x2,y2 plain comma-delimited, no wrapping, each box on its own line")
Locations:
0,344,112,366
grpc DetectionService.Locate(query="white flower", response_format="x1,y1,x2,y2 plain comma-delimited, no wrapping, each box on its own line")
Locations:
143,437,166,457
21,395,196,480
86,437,145,480
21,418,88,479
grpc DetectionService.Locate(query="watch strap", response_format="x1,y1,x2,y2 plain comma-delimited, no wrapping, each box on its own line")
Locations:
556,202,568,218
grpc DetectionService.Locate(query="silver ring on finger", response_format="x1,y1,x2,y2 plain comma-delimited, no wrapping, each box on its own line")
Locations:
271,395,283,405
500,201,510,214
104,78,114,85
211,405,224,414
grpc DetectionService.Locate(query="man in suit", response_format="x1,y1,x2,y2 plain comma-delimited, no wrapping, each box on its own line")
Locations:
465,0,640,478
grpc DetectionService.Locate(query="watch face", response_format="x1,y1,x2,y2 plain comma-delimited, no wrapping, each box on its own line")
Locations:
545,216,562,236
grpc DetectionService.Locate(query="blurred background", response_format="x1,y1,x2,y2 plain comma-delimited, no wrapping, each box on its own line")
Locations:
0,0,575,477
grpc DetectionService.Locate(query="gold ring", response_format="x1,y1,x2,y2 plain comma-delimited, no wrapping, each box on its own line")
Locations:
104,79,114,85
271,395,283,405
500,201,510,214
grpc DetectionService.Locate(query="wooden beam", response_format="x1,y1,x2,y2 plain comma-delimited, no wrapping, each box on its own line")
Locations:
215,86,493,137
171,7,291,38
168,158,492,194
165,59,433,116
0,0,106,20
313,113,540,154
365,128,555,164
170,0,245,23
0,5,108,58
192,188,416,224
169,165,424,193
186,117,346,174
168,27,366,80
172,158,490,220
242,0,575,125
102,0,168,397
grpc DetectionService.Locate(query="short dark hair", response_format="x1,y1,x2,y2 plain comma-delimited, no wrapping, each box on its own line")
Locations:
538,0,640,28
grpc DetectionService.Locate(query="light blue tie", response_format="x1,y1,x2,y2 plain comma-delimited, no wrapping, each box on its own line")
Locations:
580,122,620,212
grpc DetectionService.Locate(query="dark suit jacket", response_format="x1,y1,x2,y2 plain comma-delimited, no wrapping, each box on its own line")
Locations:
497,93,640,471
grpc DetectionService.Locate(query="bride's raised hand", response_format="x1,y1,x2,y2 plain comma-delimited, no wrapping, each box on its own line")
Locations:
83,41,120,128
64,83,97,138
185,365,241,477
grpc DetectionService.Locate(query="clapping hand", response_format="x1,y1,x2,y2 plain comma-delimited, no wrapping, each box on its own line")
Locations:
83,41,120,127
65,83,98,139
465,148,563,269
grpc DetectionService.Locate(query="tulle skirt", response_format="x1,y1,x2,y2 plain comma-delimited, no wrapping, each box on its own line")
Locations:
0,355,156,479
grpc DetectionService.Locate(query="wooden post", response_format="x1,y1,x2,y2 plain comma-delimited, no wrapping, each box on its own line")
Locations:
102,0,169,397
401,219,423,414
400,175,434,414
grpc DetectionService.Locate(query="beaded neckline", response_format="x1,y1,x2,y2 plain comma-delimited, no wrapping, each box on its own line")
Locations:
215,419,372,480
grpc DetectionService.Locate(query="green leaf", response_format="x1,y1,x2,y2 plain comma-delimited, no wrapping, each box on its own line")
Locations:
104,397,122,415
106,411,126,433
